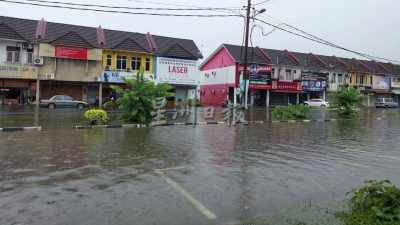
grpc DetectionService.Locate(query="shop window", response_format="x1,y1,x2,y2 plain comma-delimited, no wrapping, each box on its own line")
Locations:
131,57,141,70
145,58,151,71
106,54,112,66
369,76,373,86
285,69,293,80
338,74,343,83
27,49,34,64
116,56,127,70
359,76,364,85
6,46,20,63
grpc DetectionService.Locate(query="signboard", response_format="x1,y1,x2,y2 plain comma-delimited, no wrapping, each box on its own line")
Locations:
101,71,154,83
87,49,103,61
301,71,328,91
39,43,55,57
156,57,198,85
248,64,272,85
55,46,87,60
0,65,38,79
272,81,302,90
372,75,390,90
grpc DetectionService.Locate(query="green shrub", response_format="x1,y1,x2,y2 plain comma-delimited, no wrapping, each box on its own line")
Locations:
336,180,400,225
103,100,116,108
272,104,312,120
84,109,109,125
187,98,202,106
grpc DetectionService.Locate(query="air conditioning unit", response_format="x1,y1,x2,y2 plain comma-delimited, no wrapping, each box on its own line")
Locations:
46,74,55,79
211,71,217,76
105,65,111,71
22,42,31,49
204,73,210,77
93,76,101,82
34,57,44,65
126,67,132,72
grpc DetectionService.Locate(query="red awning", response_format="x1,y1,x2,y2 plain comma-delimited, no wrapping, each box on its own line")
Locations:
373,90,394,94
272,90,304,94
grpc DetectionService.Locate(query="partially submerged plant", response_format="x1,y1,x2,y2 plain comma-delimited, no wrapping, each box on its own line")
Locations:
272,104,312,120
84,109,109,125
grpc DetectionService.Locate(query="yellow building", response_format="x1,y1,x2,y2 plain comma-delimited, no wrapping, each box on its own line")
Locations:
349,72,372,88
102,50,154,74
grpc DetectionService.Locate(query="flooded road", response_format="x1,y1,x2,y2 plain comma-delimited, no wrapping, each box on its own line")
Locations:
1,108,400,225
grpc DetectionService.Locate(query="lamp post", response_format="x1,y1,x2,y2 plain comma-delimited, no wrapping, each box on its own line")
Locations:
242,1,265,109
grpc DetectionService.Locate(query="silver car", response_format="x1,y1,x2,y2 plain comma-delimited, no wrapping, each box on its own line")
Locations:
374,98,398,108
40,95,88,109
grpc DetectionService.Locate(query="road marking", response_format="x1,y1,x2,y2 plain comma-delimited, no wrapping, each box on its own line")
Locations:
156,166,186,171
154,169,217,220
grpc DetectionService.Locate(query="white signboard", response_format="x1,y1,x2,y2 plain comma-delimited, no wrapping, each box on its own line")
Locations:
156,57,198,85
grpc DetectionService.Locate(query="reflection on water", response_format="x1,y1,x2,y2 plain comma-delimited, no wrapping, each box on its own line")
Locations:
1,113,400,225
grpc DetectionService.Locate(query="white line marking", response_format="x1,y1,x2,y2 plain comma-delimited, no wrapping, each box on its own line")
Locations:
155,169,217,220
157,166,186,171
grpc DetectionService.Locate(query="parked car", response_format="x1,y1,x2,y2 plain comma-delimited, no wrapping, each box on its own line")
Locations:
40,95,89,109
303,99,329,107
374,98,398,108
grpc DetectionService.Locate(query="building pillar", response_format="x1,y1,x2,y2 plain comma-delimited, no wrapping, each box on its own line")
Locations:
323,91,326,100
307,92,310,101
250,90,255,107
367,95,370,107
266,90,270,108
99,82,103,108
234,88,237,106
35,78,40,106
296,93,300,105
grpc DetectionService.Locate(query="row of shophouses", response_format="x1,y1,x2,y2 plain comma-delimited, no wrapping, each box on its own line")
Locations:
0,16,202,106
2,15,400,108
199,44,400,107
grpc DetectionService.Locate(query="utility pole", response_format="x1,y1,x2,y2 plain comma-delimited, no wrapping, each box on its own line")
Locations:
242,0,252,109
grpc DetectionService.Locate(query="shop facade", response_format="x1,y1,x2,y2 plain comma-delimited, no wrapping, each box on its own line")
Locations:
155,56,198,104
301,71,328,100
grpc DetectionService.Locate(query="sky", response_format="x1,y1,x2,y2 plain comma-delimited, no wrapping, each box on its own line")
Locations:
0,0,399,63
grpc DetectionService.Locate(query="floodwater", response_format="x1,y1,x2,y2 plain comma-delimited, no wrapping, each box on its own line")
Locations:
1,107,400,225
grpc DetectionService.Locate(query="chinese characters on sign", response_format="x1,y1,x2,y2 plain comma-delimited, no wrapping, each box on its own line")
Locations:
151,98,247,126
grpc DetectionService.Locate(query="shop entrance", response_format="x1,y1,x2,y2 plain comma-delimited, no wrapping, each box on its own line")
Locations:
253,90,266,107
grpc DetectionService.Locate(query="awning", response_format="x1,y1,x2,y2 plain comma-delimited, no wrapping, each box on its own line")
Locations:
372,90,394,94
272,90,304,94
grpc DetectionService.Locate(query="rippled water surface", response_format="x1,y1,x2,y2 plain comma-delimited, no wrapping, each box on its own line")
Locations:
1,108,400,225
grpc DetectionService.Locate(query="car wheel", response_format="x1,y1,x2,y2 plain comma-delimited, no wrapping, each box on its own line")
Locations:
304,103,308,106
321,105,326,107
77,103,84,109
48,104,55,109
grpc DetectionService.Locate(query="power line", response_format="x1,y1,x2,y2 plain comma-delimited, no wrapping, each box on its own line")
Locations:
253,0,271,6
16,0,239,11
126,0,242,9
0,0,242,17
253,17,400,63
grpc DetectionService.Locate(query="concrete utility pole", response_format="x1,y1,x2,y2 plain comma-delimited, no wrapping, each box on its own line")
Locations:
242,0,252,109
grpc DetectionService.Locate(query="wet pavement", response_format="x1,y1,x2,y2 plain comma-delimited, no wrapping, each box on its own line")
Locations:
1,107,400,225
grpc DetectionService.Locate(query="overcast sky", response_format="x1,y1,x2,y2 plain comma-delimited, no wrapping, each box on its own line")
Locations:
1,0,399,63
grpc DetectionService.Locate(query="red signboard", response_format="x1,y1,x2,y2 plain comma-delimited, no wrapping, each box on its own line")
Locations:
55,46,87,60
272,81,302,90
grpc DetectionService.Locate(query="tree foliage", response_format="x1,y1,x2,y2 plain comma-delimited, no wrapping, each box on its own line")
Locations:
112,69,174,124
328,85,365,117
